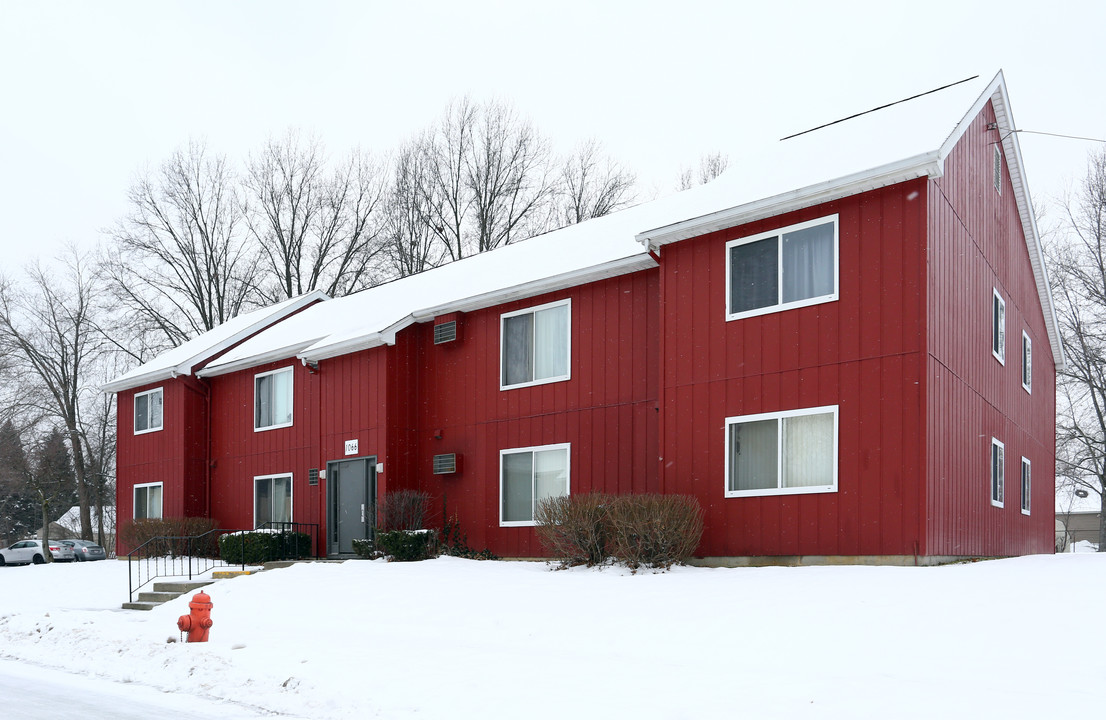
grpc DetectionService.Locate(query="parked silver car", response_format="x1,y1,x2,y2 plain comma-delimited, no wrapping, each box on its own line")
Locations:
0,539,75,565
61,539,107,561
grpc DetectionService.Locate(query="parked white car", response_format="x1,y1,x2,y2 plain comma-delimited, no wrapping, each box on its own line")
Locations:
0,539,75,565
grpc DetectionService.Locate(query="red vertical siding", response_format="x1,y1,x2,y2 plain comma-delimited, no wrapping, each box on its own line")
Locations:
658,181,929,558
416,271,660,557
115,378,208,553
925,100,1056,556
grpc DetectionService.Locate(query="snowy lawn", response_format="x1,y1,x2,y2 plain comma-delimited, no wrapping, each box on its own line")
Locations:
1,554,1102,719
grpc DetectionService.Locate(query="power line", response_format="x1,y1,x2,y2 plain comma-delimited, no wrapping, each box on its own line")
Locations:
780,76,980,141
1008,129,1106,144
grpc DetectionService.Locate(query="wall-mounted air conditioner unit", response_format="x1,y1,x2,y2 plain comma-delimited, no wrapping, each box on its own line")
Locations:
433,453,461,475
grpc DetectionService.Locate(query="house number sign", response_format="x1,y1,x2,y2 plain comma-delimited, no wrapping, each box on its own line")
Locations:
344,439,358,455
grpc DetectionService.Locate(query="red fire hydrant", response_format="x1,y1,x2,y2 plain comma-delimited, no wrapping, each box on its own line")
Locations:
177,591,214,643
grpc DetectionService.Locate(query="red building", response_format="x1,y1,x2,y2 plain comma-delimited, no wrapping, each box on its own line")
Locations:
107,72,1061,563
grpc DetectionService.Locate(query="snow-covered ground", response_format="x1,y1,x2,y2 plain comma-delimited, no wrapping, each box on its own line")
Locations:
1,554,1103,719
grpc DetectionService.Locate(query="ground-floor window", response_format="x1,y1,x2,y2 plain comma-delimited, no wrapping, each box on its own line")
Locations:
991,438,1005,508
255,473,292,526
725,405,838,498
134,482,163,519
1020,457,1031,515
500,443,570,526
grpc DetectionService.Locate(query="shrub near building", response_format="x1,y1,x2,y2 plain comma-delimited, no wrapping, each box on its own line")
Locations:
536,494,703,570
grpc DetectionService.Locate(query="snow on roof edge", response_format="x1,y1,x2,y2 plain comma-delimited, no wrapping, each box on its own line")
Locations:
103,290,329,392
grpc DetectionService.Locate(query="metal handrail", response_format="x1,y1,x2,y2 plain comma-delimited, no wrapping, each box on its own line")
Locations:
127,528,243,602
126,523,322,602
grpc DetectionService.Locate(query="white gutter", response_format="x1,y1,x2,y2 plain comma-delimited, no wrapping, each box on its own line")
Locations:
299,253,656,363
637,152,944,251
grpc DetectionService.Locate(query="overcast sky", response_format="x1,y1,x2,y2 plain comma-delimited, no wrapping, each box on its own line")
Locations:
1,0,1103,272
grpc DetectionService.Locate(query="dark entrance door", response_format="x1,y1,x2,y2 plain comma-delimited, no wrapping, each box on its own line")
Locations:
327,457,376,556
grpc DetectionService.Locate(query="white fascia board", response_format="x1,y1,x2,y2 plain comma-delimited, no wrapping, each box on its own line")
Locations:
299,253,656,363
196,340,324,378
411,253,655,319
101,290,330,393
636,153,943,251
101,369,175,394
988,80,1066,371
300,332,387,363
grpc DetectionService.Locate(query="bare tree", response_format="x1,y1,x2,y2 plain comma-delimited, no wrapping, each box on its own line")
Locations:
556,139,638,226
1049,147,1106,550
106,140,258,349
243,132,387,302
677,151,730,191
412,98,556,262
467,100,556,252
381,138,447,277
423,97,477,261
0,251,105,540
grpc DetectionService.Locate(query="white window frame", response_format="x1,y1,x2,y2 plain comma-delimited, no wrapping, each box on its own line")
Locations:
724,405,839,498
500,299,572,391
253,473,294,527
992,289,1006,365
499,442,570,527
133,387,164,435
1021,330,1032,393
990,438,1005,508
1020,457,1031,516
133,482,163,520
254,367,294,431
725,214,839,322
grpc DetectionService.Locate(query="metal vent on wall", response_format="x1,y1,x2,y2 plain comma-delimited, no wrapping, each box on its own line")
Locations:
434,320,458,344
433,453,459,474
308,468,319,486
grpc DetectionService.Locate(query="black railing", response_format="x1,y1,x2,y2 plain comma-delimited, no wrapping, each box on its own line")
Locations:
127,528,242,602
127,523,321,603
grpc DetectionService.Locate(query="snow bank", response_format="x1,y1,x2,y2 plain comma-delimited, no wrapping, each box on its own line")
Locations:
1,555,1103,718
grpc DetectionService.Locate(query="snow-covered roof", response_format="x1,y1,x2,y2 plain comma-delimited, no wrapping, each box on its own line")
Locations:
636,71,1062,369
103,291,328,392
139,70,1062,378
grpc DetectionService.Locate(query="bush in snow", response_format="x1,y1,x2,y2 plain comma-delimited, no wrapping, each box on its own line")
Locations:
378,489,431,531
374,529,437,561
218,529,311,564
534,493,613,568
120,517,219,557
606,495,703,571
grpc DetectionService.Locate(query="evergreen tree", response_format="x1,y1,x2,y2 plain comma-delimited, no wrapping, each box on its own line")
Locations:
0,420,36,545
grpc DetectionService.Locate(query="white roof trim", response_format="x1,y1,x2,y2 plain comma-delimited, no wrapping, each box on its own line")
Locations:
102,290,329,392
987,74,1065,370
196,339,326,378
636,152,943,250
299,253,656,363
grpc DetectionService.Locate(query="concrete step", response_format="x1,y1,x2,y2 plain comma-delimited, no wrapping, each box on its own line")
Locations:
137,591,180,603
121,601,161,611
152,580,213,594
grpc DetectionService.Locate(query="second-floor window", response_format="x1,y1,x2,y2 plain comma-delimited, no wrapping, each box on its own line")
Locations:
992,289,1006,364
255,367,293,431
134,388,163,434
501,299,570,389
1022,331,1032,393
726,215,838,320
